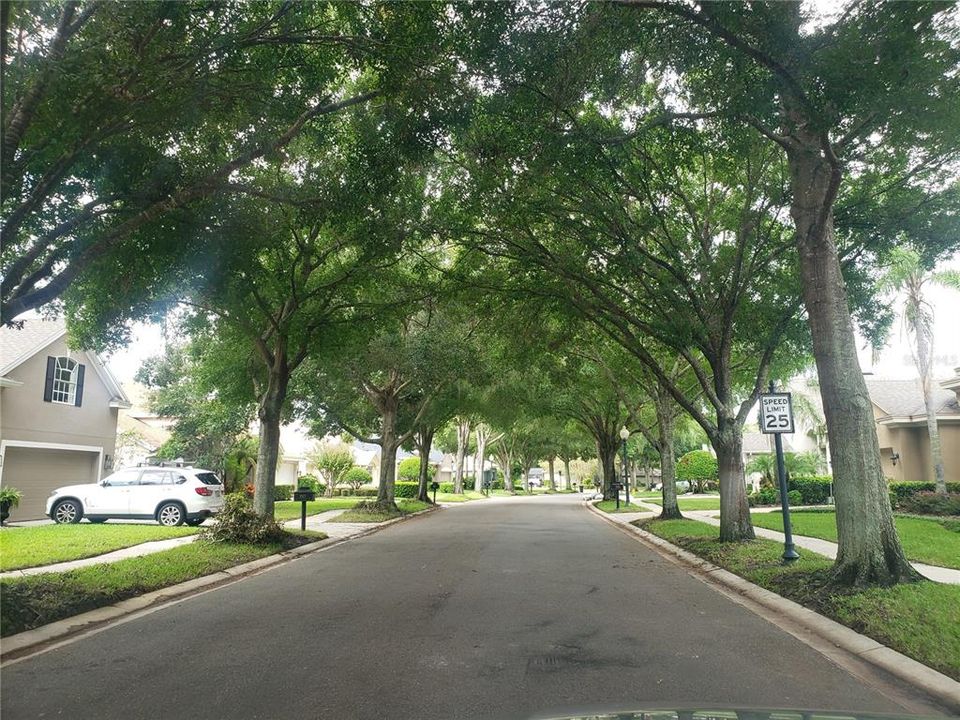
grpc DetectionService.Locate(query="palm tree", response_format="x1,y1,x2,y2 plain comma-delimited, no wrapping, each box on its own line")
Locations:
879,248,960,495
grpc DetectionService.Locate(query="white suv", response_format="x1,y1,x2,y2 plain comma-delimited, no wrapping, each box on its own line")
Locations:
46,465,225,527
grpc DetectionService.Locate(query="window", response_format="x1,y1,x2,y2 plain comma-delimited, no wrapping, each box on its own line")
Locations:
139,470,171,486
43,355,85,406
51,357,77,404
102,469,141,487
195,472,222,485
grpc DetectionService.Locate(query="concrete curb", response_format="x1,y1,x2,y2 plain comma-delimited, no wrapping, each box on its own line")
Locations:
0,505,439,663
585,500,960,713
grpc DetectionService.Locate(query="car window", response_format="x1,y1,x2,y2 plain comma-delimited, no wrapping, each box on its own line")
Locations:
162,473,188,485
139,469,169,486
195,472,222,485
103,468,140,487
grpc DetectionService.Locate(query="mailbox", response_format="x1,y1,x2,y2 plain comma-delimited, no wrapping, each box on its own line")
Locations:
294,488,316,502
429,481,440,491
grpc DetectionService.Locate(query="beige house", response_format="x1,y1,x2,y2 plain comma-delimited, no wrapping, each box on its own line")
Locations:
867,371,960,483
0,319,130,521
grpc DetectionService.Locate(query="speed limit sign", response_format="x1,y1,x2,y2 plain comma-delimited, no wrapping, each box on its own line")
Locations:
759,393,794,434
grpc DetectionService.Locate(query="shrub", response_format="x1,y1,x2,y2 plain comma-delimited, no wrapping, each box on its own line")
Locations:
788,475,832,505
787,490,803,506
273,485,292,501
676,451,718,493
898,491,960,517
439,482,456,493
888,481,960,509
243,483,254,498
748,488,779,507
296,475,325,496
343,467,372,493
353,486,378,498
398,457,436,482
200,493,285,544
394,481,420,498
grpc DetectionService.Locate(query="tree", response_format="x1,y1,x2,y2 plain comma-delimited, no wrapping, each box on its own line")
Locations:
878,247,960,494
676,451,719,494
1,2,451,322
343,467,372,494
606,0,960,583
746,451,820,487
311,445,355,498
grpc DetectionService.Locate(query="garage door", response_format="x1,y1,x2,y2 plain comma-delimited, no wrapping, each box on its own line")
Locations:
1,446,100,521
276,460,298,487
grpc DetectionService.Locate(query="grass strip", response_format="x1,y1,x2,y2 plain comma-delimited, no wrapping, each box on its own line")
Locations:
750,510,960,570
0,524,197,572
594,500,650,514
638,517,960,680
273,497,372,521
0,531,325,637
329,499,431,523
646,497,722,511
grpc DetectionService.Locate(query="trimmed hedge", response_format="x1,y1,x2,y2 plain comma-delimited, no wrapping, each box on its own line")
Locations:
394,481,420,498
273,485,292,501
439,482,456,493
788,475,832,505
296,475,325,496
898,491,960,516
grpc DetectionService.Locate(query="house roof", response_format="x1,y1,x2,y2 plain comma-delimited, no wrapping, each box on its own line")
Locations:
865,377,960,422
117,413,171,450
0,318,131,408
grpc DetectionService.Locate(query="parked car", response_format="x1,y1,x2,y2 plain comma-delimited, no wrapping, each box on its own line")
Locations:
46,465,224,526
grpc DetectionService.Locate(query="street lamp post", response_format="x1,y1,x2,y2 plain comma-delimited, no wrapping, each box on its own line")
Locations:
619,426,631,508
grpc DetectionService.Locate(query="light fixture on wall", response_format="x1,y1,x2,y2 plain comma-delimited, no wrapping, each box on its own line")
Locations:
890,451,900,467
103,454,114,472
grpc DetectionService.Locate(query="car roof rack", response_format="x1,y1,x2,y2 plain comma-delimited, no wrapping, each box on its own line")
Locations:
139,458,193,468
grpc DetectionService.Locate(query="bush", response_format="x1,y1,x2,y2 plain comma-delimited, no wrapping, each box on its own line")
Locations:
788,475,832,505
394,481,420,498
748,488,779,507
353,486,378,498
787,490,803,506
343,467,372,493
296,475,325,496
200,493,285,544
273,485,292,501
898,491,960,516
889,481,960,509
439,482,456,493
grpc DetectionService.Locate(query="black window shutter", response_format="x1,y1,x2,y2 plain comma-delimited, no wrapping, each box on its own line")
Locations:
43,356,55,402
74,364,85,407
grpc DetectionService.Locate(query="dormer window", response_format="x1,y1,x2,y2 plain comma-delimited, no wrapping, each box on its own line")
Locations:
43,355,85,407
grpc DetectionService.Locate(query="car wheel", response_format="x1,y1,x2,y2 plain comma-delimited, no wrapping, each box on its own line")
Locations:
185,517,205,527
52,499,83,524
157,503,185,526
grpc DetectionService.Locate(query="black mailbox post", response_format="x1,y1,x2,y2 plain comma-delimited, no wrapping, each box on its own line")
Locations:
610,480,623,509
430,481,440,504
293,487,316,531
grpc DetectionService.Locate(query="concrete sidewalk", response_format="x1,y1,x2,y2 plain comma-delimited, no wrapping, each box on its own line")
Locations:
625,498,960,584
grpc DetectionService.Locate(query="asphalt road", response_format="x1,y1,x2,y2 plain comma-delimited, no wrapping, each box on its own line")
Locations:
0,495,927,719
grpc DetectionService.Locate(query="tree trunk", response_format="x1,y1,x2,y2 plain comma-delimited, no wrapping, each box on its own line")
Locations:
596,435,618,500
375,402,400,507
474,434,487,492
547,456,556,490
415,428,436,503
915,318,947,494
563,457,572,490
789,144,918,583
656,399,682,520
714,423,753,541
522,466,531,493
252,370,289,519
453,418,470,494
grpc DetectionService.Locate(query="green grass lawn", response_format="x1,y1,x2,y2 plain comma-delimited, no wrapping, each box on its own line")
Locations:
329,499,432,523
639,517,960,680
435,491,487,503
0,524,198,572
647,497,722,511
594,500,650,514
750,510,960,570
273,497,368,521
0,531,324,637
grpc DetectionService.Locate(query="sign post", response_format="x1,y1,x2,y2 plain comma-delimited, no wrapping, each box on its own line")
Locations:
759,382,800,563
